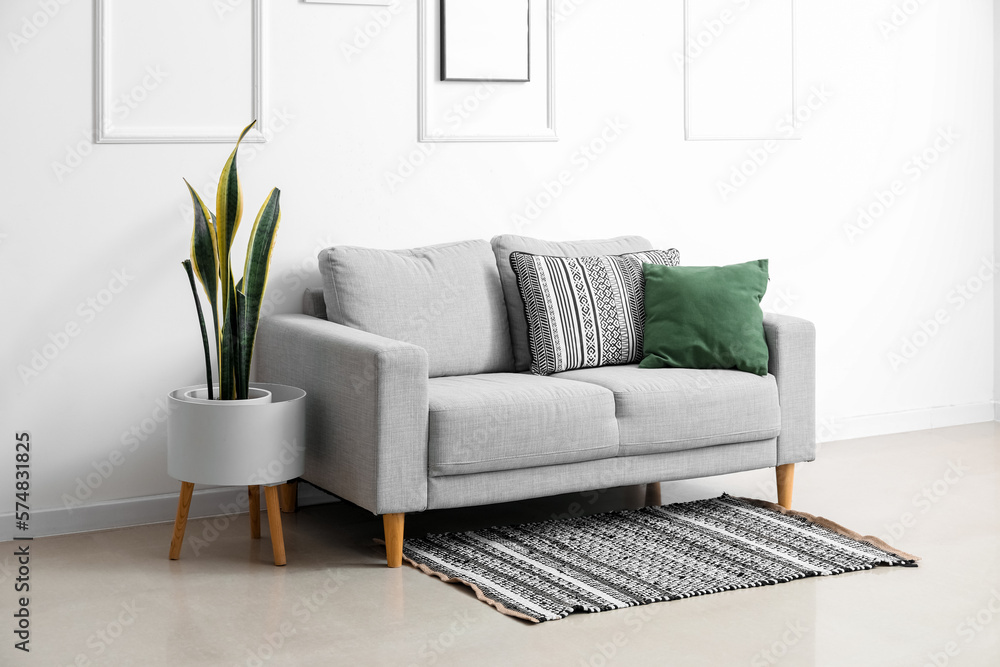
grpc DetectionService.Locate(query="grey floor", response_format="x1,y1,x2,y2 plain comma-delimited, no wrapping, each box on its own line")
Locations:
10,423,1000,666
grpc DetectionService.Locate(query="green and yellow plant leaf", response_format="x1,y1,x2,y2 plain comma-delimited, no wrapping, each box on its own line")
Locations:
181,260,214,400
237,188,281,393
234,285,248,400
184,179,221,357
219,275,240,400
215,120,256,320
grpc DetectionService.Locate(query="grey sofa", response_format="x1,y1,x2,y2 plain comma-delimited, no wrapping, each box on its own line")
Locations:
257,235,816,567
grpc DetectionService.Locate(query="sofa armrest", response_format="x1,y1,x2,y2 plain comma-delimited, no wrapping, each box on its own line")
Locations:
256,314,429,515
763,313,816,466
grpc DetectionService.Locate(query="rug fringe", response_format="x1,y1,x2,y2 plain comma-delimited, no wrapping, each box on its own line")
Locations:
734,496,921,562
400,554,541,623
376,538,538,621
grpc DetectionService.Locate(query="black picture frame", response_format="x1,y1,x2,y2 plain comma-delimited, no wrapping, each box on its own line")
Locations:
440,0,530,82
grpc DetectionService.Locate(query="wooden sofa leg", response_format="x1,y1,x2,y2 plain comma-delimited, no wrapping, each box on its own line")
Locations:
644,482,662,507
279,480,298,513
776,464,795,509
383,513,405,568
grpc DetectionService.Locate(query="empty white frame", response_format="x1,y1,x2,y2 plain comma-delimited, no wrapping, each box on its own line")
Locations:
684,0,796,141
441,0,530,82
418,0,555,141
96,0,266,143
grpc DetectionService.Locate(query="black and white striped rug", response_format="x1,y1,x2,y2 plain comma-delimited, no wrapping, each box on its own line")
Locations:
402,494,918,623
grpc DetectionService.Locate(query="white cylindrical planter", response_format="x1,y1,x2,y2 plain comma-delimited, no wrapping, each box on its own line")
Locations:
167,383,306,486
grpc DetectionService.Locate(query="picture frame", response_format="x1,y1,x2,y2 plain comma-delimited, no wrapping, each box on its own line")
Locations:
95,0,266,144
418,0,555,142
683,0,796,141
440,0,530,82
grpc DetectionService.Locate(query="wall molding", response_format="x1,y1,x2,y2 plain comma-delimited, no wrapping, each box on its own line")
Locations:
417,0,556,142
818,402,996,443
95,0,267,144
1,484,335,542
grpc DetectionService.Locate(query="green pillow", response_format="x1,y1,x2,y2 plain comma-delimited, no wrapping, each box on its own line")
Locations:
640,260,770,376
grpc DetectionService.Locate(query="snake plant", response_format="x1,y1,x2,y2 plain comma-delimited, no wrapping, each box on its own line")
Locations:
181,120,282,400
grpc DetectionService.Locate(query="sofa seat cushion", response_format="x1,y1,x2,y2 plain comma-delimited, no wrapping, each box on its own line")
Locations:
428,373,620,477
553,365,780,456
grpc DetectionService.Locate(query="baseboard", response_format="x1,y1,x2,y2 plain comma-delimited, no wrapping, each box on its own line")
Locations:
1,482,338,542
819,402,995,443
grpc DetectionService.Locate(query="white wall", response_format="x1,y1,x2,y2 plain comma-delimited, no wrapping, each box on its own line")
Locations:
0,0,994,536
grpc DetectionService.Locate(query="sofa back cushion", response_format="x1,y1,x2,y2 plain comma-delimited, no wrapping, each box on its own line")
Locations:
302,288,327,318
491,235,655,371
318,240,514,377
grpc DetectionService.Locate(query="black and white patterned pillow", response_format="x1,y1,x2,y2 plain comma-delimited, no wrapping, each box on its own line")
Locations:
510,249,680,375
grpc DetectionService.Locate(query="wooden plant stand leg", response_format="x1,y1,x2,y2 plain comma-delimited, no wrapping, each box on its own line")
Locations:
383,513,405,568
644,482,662,507
279,480,298,513
776,463,795,510
263,485,287,566
249,485,261,539
168,482,195,560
